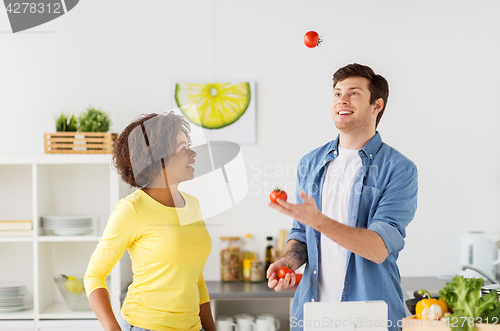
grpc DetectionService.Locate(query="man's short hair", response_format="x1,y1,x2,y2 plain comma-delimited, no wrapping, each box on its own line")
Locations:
333,63,389,128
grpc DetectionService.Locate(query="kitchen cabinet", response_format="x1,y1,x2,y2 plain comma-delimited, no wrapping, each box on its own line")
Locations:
119,280,295,330
0,320,34,331
205,277,451,330
206,281,295,331
37,319,102,330
0,154,133,330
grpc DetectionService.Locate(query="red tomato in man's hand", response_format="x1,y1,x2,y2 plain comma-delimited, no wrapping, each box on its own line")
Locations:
270,188,287,203
304,31,321,48
277,266,294,279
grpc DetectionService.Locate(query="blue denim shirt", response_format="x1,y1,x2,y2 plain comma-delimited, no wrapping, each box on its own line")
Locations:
287,132,418,331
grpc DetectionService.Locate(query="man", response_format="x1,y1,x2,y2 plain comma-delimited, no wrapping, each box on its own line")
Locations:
267,63,418,331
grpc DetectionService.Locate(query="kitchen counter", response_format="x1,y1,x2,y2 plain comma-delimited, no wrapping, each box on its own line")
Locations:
401,276,449,298
205,280,296,299
118,277,451,331
205,277,451,319
206,276,448,300
121,277,450,319
121,277,449,302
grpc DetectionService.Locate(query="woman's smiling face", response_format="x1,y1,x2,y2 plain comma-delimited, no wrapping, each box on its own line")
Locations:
164,130,196,185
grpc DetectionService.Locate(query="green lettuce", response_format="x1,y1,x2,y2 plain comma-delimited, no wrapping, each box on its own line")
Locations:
439,276,500,331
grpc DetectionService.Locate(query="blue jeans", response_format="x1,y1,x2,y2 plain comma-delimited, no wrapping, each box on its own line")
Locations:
118,317,152,331
118,315,204,331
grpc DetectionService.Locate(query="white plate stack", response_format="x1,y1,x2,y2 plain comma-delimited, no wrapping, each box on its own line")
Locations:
0,282,33,312
41,216,93,236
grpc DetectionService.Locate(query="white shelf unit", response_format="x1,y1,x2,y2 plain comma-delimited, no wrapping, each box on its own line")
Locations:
0,154,133,330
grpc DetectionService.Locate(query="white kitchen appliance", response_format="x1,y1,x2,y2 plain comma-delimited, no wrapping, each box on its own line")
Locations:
460,231,500,282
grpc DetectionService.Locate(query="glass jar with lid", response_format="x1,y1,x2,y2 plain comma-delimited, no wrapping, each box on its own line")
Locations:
220,236,241,282
250,260,265,283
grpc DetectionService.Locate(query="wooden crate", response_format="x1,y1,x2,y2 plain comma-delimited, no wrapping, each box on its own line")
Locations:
44,132,118,154
402,316,500,331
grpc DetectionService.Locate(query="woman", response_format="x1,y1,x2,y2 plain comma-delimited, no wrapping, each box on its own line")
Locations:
84,112,215,331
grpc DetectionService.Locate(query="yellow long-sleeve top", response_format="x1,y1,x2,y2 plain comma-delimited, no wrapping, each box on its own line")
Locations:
84,189,212,331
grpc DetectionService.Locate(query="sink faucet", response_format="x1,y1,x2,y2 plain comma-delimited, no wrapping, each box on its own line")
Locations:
461,265,498,284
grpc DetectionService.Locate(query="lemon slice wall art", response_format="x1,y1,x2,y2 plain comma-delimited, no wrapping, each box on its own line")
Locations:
172,82,256,144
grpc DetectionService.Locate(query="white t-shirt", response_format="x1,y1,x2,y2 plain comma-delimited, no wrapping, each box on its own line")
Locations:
317,146,362,302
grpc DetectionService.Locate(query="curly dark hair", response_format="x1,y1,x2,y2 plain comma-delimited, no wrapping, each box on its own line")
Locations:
112,111,192,188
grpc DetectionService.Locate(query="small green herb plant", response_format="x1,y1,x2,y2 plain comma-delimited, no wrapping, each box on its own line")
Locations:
55,113,78,132
77,106,112,132
54,107,112,132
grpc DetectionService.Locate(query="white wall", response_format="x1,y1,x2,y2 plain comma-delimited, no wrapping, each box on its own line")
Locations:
1,0,500,280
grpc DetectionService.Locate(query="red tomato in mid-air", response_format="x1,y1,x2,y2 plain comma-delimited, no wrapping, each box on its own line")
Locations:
270,188,287,203
277,266,294,279
304,31,321,48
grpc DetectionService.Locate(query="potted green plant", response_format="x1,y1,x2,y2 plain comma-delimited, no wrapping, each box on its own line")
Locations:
45,106,116,154
55,112,77,132
77,106,112,132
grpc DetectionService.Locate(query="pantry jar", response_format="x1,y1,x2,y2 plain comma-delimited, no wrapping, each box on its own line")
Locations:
250,260,265,283
220,236,241,282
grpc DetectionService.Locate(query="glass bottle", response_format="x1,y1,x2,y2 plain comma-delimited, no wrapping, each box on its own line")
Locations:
242,233,257,261
220,236,241,282
241,234,257,282
242,259,252,282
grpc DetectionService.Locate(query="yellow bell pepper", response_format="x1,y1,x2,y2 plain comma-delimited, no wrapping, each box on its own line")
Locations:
415,289,449,320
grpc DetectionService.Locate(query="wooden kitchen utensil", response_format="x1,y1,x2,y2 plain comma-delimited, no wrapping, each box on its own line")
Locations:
277,229,288,258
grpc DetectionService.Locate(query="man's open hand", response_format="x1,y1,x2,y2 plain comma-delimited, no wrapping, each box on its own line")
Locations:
268,190,325,230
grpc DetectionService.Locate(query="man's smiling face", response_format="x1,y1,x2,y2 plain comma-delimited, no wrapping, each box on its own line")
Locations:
331,76,382,133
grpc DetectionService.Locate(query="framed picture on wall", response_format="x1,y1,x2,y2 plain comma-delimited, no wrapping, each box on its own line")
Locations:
171,81,256,145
